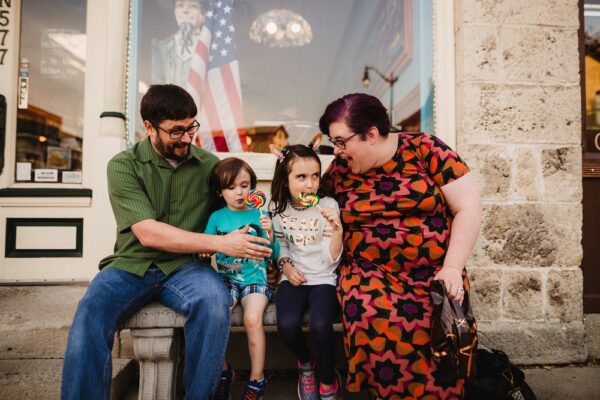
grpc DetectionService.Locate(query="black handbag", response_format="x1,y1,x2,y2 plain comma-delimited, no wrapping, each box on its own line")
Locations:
465,344,537,400
430,279,478,384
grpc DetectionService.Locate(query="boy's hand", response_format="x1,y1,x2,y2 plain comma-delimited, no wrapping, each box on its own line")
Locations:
321,207,342,230
259,214,274,242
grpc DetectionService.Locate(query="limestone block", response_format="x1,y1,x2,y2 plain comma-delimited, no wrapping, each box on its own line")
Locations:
461,144,511,200
468,267,503,322
459,83,580,144
500,25,546,82
503,270,543,320
544,28,580,84
458,24,500,81
113,329,135,359
547,269,583,322
584,314,600,359
477,321,586,364
513,147,540,201
541,146,582,202
456,0,579,27
475,203,582,268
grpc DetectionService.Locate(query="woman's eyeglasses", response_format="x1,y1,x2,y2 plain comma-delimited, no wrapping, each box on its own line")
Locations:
328,132,359,150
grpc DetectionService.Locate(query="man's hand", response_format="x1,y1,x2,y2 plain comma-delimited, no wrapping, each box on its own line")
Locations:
219,225,272,261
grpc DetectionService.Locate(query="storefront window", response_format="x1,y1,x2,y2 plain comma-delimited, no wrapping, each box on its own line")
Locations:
15,0,86,183
128,0,433,153
584,0,600,158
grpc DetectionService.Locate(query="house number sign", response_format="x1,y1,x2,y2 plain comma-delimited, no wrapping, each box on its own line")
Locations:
0,0,10,65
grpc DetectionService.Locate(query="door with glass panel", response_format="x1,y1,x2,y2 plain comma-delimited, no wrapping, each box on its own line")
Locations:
583,0,600,313
0,0,90,282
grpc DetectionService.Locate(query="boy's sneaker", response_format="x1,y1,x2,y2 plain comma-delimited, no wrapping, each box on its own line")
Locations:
319,370,343,400
213,364,234,400
241,378,267,400
297,360,319,400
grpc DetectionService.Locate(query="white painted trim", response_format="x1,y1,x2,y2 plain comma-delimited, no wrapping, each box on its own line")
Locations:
0,197,92,207
433,0,456,147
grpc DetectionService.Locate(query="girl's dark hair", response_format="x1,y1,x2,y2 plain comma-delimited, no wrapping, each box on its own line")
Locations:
318,92,390,140
209,157,257,198
140,84,197,124
270,145,321,216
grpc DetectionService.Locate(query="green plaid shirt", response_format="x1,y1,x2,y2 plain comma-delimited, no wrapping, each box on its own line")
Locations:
99,138,219,276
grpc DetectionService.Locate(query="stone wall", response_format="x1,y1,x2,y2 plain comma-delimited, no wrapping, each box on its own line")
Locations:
454,0,586,363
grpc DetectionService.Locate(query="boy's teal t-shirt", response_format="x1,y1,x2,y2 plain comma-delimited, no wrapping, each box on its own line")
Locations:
204,207,279,286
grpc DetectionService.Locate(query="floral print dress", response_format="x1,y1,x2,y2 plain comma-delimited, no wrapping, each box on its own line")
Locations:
323,132,471,399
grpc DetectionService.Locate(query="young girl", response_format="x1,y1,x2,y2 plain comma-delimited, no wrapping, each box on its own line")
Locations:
205,157,279,400
269,143,343,400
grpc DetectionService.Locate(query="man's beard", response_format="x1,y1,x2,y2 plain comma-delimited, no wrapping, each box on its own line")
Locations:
154,134,190,161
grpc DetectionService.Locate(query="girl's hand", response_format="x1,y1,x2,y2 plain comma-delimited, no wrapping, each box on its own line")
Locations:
196,252,214,259
320,207,342,230
283,263,307,286
433,266,464,304
259,214,274,242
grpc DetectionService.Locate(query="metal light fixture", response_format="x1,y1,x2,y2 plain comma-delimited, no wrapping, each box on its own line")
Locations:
249,9,313,48
362,65,398,125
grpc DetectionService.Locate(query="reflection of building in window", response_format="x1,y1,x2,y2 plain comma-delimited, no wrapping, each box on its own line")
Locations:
16,105,82,181
151,0,206,87
150,0,247,152
247,125,289,153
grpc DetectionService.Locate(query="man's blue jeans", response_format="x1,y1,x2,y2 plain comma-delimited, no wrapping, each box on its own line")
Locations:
61,261,231,400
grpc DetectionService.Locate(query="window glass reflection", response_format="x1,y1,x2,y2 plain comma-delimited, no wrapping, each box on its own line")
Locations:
130,0,433,154
15,0,86,183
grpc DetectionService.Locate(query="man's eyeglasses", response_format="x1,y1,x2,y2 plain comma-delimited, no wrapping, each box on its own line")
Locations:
153,120,200,140
328,132,359,150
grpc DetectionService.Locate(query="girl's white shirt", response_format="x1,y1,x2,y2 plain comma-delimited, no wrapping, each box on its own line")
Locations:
272,196,342,286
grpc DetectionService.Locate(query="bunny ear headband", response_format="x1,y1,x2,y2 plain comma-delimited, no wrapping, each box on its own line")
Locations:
269,132,323,162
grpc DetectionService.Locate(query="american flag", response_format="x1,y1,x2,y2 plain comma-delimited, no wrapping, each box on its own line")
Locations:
188,0,247,152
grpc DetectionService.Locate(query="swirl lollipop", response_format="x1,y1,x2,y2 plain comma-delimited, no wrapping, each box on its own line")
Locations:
245,188,267,209
298,193,340,228
298,193,320,208
245,189,269,239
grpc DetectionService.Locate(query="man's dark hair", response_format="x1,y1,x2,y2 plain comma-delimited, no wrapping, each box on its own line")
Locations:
140,84,197,124
318,93,390,139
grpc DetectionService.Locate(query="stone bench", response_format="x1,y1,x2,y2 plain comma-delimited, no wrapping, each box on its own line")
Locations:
121,301,343,400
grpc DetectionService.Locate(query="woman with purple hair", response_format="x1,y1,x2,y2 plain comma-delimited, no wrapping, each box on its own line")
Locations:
319,93,481,399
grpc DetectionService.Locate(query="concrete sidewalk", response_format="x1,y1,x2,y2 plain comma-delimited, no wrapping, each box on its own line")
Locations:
233,366,600,400
122,365,600,400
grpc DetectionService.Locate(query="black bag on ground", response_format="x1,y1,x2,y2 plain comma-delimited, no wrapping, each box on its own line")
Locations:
465,344,536,400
